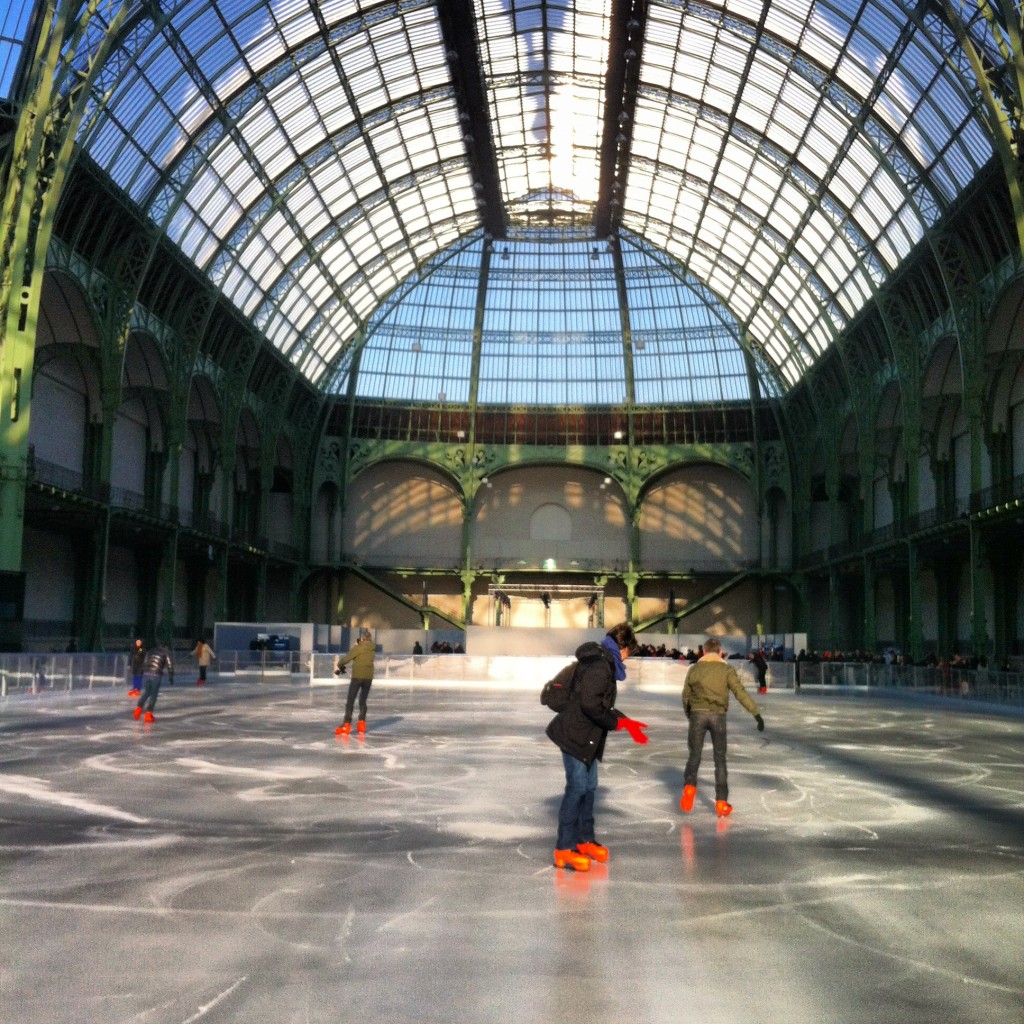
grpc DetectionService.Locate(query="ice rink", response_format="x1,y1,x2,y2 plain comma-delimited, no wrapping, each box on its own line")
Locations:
1,678,1021,1024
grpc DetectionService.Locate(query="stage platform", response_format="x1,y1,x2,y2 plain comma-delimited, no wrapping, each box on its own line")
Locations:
0,679,1021,1023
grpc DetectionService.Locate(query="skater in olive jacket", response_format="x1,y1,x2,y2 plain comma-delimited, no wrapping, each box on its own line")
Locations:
680,638,764,817
334,629,376,735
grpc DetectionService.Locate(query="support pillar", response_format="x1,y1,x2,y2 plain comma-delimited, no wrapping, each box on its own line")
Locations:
907,541,924,663
460,570,475,626
624,571,639,625
827,568,839,652
862,556,876,653
157,530,179,645
256,560,268,621
967,519,987,657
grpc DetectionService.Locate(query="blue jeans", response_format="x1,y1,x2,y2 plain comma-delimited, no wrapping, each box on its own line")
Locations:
137,674,162,712
684,711,729,800
556,751,598,850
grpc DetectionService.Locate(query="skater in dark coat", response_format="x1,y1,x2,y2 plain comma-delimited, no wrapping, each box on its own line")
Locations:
546,622,648,872
749,649,768,692
128,639,145,697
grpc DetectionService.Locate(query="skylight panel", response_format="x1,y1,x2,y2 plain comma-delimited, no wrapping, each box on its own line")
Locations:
222,266,260,315
834,51,876,99
267,314,299,354
245,245,281,285
800,20,844,68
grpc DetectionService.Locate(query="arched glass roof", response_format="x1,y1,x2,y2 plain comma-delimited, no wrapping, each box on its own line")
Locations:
344,228,766,405
57,0,1001,397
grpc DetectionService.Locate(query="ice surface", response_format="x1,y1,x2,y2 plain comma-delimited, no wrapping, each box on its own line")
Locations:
1,681,1021,1023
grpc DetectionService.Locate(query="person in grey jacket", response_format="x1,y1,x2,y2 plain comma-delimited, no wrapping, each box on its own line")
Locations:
681,637,764,817
334,629,376,735
546,622,648,872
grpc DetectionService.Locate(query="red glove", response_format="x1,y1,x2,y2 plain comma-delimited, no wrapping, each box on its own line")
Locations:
616,717,649,744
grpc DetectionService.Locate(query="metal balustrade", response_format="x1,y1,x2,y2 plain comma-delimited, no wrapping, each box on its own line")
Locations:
799,661,1024,707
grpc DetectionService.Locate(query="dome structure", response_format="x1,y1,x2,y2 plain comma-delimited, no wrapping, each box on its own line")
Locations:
0,0,1021,660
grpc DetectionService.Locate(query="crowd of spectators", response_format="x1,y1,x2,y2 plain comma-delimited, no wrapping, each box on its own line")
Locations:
793,648,1012,671
416,637,1014,675
425,640,464,654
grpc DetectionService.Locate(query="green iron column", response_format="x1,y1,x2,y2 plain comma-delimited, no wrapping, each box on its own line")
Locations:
967,517,988,657
623,571,639,626
81,396,119,650
862,555,876,653
1,3,134,577
906,540,924,662
156,530,179,646
460,570,475,626
213,543,229,624
828,567,839,652
158,433,183,643
214,448,236,621
255,560,268,621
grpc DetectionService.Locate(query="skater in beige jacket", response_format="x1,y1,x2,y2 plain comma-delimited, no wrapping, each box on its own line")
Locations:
192,638,216,686
680,638,764,817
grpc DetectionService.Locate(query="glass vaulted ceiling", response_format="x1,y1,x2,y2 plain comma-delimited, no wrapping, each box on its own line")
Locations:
70,0,993,396
342,229,771,405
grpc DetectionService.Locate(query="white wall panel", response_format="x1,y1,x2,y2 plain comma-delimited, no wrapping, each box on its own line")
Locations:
111,405,148,494
105,544,139,626
22,527,76,620
28,372,86,472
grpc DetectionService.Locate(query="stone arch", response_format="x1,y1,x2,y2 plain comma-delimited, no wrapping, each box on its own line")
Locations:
36,269,101,352
986,277,1024,480
344,460,463,569
921,335,963,459
638,462,757,570
29,272,104,478
233,406,263,538
113,331,170,501
985,275,1024,357
182,375,222,526
311,480,341,564
472,464,628,571
268,436,295,551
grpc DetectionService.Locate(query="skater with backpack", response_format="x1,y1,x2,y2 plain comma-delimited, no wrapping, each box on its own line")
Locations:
544,622,649,872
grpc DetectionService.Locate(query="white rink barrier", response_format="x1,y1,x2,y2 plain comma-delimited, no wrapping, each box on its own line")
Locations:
3,651,1019,708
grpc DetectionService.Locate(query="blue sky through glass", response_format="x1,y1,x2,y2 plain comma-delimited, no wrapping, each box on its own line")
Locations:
351,231,754,405
0,0,35,100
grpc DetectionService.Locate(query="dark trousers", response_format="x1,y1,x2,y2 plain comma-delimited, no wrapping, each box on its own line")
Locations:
137,674,162,712
198,665,207,682
556,751,598,850
684,711,729,800
343,678,372,723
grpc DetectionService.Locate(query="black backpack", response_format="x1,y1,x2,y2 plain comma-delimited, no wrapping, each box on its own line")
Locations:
541,661,579,712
